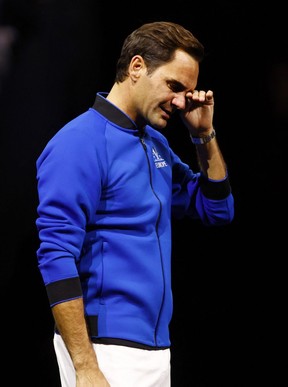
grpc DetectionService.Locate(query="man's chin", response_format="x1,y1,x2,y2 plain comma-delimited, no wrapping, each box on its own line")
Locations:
150,118,168,130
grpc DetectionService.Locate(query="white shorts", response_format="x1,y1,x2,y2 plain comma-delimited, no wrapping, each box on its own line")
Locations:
53,333,171,387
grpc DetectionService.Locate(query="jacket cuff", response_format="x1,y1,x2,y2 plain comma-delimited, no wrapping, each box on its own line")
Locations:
200,175,232,200
46,277,82,306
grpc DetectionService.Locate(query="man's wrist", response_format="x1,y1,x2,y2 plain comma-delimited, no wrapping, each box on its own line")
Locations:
190,129,216,145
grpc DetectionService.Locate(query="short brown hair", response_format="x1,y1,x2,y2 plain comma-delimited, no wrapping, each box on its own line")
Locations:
115,21,205,83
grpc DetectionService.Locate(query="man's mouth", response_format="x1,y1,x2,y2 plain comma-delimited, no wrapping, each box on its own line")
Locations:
160,106,172,120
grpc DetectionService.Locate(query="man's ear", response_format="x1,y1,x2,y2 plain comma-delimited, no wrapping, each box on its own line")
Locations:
129,55,145,81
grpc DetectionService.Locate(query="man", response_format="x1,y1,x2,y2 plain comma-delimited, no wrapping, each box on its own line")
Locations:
36,21,234,386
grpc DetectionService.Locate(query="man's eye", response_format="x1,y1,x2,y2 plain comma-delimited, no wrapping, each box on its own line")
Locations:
168,82,182,93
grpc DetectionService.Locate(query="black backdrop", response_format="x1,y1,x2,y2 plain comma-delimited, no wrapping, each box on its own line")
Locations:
0,1,287,386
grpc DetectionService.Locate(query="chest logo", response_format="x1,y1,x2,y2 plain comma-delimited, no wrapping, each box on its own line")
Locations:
152,147,168,169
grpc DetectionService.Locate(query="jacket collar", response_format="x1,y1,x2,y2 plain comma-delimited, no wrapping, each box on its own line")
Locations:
92,92,138,130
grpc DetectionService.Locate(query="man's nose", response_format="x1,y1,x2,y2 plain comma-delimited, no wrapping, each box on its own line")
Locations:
172,94,186,110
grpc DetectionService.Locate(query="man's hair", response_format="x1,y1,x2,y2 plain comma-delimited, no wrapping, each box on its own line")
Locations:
115,21,205,83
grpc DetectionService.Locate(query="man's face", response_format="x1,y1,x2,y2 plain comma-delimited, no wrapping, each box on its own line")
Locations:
133,49,199,129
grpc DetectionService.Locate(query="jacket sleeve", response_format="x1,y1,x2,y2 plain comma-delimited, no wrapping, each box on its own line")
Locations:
171,150,234,226
35,128,103,305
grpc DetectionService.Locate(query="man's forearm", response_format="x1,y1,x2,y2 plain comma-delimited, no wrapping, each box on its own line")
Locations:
52,298,99,372
194,136,227,180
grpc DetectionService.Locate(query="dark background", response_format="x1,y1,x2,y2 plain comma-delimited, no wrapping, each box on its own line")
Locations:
0,1,287,386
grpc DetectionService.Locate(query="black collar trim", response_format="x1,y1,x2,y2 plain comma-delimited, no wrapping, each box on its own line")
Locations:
92,92,137,130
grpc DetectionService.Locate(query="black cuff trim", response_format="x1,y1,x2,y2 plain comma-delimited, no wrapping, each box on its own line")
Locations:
200,176,231,200
46,277,82,306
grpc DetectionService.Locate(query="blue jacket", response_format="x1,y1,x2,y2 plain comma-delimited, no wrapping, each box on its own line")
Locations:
36,92,234,349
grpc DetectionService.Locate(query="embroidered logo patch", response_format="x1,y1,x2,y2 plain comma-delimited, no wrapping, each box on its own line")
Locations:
152,147,168,169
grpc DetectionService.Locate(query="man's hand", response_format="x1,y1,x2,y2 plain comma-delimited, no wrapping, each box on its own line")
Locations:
180,89,214,137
